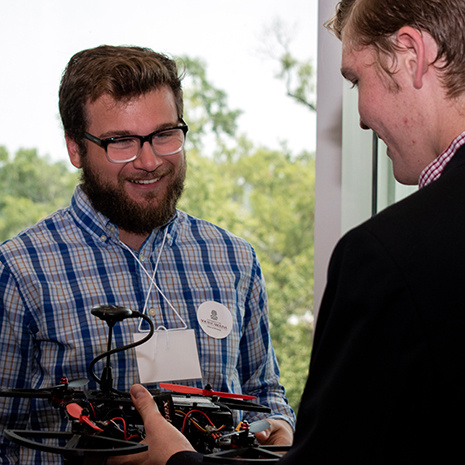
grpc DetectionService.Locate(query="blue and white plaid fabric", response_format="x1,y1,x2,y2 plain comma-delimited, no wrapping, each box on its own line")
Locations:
0,185,294,464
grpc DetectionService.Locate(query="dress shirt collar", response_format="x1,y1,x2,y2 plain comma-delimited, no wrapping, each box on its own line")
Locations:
419,130,465,188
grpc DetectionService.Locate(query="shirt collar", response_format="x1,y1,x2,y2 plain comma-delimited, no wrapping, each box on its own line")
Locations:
418,130,465,188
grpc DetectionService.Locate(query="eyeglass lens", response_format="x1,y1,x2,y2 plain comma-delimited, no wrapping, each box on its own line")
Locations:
107,128,185,162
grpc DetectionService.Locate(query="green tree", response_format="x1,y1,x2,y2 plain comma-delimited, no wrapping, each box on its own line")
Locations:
177,56,243,151
179,141,314,412
261,18,316,111
179,58,315,411
0,148,78,241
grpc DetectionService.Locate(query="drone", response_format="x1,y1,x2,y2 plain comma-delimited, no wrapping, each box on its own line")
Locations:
0,305,290,465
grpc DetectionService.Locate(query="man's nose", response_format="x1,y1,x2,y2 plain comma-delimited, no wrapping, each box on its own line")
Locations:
133,140,163,170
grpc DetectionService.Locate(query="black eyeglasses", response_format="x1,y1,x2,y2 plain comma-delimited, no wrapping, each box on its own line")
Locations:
84,122,188,163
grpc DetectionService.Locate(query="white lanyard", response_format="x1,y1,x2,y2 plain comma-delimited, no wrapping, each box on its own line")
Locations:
119,228,188,333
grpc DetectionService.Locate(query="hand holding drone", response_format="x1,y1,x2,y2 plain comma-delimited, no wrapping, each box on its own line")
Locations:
107,383,197,465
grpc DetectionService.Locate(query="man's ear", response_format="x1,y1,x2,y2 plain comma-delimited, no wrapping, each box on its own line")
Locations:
396,26,438,89
65,134,83,169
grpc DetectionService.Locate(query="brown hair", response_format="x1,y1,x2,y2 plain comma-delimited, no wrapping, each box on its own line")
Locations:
326,0,465,98
59,45,184,152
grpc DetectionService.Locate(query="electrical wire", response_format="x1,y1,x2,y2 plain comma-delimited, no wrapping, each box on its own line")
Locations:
88,311,154,394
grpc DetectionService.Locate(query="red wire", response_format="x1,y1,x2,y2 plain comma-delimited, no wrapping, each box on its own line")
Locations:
88,403,97,417
110,416,130,440
181,409,217,434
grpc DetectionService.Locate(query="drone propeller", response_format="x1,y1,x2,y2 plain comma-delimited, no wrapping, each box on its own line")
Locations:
66,402,104,432
219,420,271,441
0,378,89,399
160,383,257,400
248,420,271,434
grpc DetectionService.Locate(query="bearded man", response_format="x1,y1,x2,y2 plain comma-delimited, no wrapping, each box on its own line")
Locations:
0,45,295,465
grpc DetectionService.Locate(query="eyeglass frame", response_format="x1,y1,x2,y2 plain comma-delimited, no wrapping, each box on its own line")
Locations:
83,120,189,164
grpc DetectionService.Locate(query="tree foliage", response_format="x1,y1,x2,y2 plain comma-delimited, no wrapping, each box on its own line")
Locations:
0,148,78,241
0,57,315,412
177,56,243,150
178,144,314,410
261,18,316,111
178,57,315,411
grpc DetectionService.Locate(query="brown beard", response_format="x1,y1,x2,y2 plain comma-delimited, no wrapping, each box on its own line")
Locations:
80,158,186,235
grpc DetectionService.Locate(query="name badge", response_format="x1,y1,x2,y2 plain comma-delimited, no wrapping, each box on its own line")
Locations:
197,301,233,339
133,329,202,384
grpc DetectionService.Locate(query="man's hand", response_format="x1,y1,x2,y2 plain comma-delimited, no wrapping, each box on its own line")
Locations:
108,384,195,465
254,418,294,446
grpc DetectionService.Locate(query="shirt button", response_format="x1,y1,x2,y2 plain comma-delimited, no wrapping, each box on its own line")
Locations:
149,308,157,316
100,235,107,242
139,255,146,262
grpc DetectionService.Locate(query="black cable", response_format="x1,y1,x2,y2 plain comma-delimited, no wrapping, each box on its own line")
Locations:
88,311,154,395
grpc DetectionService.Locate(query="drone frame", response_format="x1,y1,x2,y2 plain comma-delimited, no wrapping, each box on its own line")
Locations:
1,305,287,465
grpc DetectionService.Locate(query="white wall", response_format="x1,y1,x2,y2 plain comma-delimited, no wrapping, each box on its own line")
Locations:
313,0,343,316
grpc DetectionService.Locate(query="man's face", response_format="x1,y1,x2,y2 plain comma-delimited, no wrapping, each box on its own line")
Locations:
341,37,433,185
69,87,186,235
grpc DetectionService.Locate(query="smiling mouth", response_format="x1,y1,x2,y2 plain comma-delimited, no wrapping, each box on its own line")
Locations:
129,177,161,185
